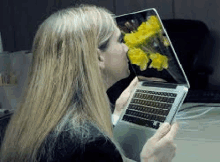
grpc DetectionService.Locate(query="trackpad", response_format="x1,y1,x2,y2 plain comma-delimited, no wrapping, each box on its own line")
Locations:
113,122,157,161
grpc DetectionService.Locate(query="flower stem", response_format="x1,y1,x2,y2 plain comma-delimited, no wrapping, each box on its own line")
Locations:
125,21,136,32
142,40,157,54
141,45,151,53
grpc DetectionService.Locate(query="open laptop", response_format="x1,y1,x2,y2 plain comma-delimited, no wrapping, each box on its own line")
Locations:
113,8,190,161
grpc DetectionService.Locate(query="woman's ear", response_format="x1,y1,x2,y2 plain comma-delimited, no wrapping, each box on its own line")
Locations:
97,49,105,69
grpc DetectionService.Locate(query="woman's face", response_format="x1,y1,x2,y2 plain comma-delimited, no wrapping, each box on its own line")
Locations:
99,27,130,87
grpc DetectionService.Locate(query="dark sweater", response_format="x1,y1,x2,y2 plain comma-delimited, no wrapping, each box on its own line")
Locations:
37,123,123,162
0,113,122,161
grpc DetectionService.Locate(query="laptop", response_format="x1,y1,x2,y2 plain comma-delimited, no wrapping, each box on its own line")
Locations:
113,8,190,161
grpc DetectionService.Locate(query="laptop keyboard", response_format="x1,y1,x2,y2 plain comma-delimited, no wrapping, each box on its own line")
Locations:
122,89,177,129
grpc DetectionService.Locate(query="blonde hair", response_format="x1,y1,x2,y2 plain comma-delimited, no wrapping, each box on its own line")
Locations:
0,4,126,161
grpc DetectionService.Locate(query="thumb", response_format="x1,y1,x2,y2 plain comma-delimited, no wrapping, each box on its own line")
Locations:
152,122,171,141
165,122,179,140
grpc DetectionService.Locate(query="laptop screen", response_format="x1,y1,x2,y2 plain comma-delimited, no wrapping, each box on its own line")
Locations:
115,8,189,86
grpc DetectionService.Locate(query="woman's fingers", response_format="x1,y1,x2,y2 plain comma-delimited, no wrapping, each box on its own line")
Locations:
114,77,138,116
157,122,179,146
116,77,138,105
152,122,171,142
121,77,138,105
166,122,179,140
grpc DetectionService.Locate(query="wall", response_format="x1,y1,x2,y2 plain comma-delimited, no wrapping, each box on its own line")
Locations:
0,0,174,52
174,0,220,89
1,0,220,110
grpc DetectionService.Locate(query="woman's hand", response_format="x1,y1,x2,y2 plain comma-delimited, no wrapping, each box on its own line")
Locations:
113,77,138,117
140,122,179,162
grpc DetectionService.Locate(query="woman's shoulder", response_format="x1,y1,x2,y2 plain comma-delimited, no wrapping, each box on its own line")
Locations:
38,122,123,162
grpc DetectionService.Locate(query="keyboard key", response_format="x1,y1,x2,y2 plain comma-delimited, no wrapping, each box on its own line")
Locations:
167,98,175,103
156,109,161,115
140,113,145,118
151,115,156,120
122,115,155,128
154,109,158,114
144,114,149,119
164,103,172,109
158,116,166,122
128,105,136,110
155,102,160,108
148,114,153,120
170,93,177,97
155,122,160,129
162,97,168,102
163,110,169,115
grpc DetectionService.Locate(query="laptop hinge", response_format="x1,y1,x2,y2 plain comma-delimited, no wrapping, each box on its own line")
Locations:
142,81,177,89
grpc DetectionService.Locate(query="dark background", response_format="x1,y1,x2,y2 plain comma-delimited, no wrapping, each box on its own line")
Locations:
0,0,175,52
0,0,219,107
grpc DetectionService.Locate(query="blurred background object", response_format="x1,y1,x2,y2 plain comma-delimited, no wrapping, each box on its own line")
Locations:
0,52,18,87
0,50,32,110
0,32,3,53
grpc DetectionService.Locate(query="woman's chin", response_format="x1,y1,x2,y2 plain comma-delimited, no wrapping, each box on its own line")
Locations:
127,69,131,77
114,69,131,83
121,69,131,80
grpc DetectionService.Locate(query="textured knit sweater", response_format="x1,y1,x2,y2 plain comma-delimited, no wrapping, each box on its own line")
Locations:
37,122,123,162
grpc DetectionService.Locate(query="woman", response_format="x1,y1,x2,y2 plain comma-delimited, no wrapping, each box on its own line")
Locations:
0,4,179,162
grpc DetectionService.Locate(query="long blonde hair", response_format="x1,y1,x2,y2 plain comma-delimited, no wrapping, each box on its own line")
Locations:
0,4,126,161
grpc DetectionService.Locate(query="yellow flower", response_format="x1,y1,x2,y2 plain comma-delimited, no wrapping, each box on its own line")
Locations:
135,31,149,45
124,32,139,48
128,48,149,71
138,22,153,33
124,16,162,48
124,31,148,48
137,23,156,41
123,15,169,71
147,15,162,33
149,53,168,71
